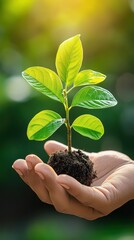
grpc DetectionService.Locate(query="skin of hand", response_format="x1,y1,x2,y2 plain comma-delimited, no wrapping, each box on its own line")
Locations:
12,140,134,220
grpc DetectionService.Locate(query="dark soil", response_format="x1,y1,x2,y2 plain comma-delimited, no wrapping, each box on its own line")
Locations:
47,149,97,186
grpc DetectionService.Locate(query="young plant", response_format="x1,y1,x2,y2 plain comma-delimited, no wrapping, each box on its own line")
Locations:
22,35,117,185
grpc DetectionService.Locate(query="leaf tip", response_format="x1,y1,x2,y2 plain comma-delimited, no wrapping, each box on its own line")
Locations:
76,33,81,38
67,34,81,42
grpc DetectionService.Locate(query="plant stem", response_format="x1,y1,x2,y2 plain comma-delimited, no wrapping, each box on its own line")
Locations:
63,90,72,153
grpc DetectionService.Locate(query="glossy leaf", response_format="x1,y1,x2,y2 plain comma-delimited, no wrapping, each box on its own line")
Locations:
56,35,83,87
22,67,64,102
72,114,104,140
74,70,106,86
27,110,65,141
71,86,117,109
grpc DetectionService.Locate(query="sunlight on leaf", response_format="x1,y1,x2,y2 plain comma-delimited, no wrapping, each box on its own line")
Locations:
56,35,83,87
21,35,118,146
72,114,104,140
22,67,64,102
27,110,65,140
71,86,117,109
74,70,106,86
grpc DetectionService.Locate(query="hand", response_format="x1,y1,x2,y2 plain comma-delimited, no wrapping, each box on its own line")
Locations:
12,141,134,220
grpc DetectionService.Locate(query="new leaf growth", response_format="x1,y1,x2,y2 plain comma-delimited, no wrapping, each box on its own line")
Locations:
22,35,117,152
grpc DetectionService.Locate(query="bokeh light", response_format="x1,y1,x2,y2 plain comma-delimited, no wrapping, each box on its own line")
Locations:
5,76,32,102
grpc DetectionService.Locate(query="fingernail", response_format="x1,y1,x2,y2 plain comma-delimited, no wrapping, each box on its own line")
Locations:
36,171,44,180
60,183,70,190
13,167,23,176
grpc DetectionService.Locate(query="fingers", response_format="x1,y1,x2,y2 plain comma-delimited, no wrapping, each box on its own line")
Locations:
12,159,28,177
25,154,43,170
12,155,107,219
57,174,111,215
35,162,58,184
12,154,43,179
35,163,73,213
34,163,103,219
12,155,52,204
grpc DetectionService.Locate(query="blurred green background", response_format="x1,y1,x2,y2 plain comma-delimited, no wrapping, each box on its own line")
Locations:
0,0,134,239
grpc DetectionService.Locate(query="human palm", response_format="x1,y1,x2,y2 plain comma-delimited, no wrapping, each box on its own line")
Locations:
12,141,134,220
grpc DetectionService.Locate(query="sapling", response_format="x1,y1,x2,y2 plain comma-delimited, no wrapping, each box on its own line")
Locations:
22,35,117,186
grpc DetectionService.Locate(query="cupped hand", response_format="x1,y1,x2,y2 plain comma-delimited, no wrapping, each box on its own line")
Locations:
12,141,134,220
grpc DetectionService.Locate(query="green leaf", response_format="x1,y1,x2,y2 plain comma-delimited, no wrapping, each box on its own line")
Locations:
22,67,64,102
74,70,106,87
72,114,104,140
71,86,117,109
55,35,83,87
27,110,65,141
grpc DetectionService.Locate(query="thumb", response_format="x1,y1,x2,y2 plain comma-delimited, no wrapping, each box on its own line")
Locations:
44,140,67,155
